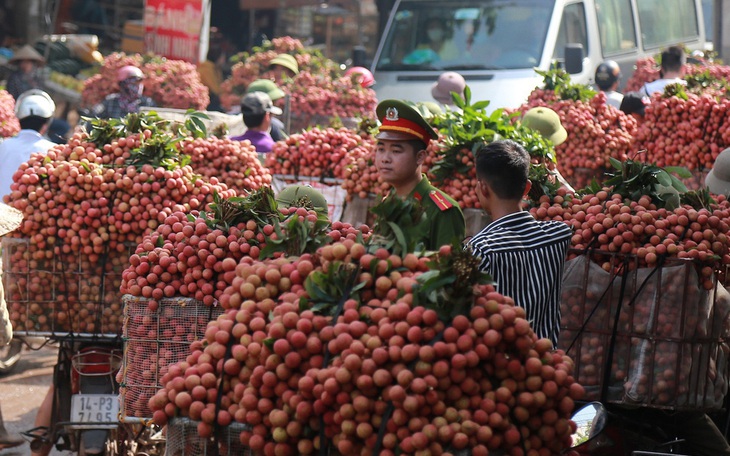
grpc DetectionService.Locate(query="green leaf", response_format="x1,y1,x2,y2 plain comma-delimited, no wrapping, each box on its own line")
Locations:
471,100,491,110
668,174,689,193
664,166,692,178
656,170,672,187
420,274,456,294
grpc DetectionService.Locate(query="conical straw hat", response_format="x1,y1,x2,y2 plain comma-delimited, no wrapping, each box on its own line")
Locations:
0,203,22,236
9,44,45,63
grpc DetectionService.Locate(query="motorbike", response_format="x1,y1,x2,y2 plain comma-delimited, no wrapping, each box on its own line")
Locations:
22,335,165,456
567,401,730,456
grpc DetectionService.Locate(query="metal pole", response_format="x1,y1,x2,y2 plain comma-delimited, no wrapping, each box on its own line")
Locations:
326,15,333,58
42,0,62,63
249,9,257,50
284,93,291,134
714,0,723,60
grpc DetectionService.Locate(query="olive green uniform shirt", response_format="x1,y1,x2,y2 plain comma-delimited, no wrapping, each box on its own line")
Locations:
409,176,466,250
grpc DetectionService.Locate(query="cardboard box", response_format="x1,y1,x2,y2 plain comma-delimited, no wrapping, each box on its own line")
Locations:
121,20,145,54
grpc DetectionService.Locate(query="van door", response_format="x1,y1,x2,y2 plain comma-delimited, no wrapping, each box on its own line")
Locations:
550,1,592,83
593,0,640,89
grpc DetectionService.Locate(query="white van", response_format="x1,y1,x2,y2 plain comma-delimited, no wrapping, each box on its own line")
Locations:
370,0,710,109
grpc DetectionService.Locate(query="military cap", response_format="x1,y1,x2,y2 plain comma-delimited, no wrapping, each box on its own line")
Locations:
269,54,299,75
415,101,443,120
521,107,567,146
247,79,286,101
275,185,329,217
375,99,438,146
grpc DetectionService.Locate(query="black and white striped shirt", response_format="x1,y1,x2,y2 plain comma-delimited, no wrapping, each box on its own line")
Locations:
467,211,572,346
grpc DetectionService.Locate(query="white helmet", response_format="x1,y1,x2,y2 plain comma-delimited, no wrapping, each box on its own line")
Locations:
15,89,55,120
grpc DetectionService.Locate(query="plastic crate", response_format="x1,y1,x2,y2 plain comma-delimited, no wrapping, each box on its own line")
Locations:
1,237,135,336
165,418,251,456
558,251,730,411
119,295,223,421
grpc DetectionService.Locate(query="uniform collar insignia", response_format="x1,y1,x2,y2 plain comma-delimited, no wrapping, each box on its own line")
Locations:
385,107,399,121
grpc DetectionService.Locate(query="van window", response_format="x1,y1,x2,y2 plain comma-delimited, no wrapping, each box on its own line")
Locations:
374,0,556,71
595,0,637,54
637,0,699,48
702,0,713,44
553,3,589,60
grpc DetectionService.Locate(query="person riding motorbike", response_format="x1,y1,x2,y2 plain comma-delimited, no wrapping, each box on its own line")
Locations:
90,65,155,119
0,89,57,200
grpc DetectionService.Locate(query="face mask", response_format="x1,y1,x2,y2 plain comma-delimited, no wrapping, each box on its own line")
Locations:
428,29,445,42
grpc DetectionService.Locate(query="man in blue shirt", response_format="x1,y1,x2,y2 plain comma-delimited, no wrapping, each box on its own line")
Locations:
0,89,57,200
230,91,282,153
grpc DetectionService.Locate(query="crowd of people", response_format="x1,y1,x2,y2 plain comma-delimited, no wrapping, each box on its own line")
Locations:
593,45,688,124
2,35,730,454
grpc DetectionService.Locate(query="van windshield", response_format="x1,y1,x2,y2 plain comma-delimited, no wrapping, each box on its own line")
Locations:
376,0,556,71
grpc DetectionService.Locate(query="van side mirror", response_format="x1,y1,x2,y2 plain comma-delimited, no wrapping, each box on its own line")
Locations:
564,44,584,74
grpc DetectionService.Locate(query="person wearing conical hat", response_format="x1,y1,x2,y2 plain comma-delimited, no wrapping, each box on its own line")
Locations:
374,99,465,250
6,44,45,100
0,202,25,450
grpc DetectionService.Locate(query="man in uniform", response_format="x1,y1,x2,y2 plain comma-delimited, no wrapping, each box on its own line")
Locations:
374,99,465,249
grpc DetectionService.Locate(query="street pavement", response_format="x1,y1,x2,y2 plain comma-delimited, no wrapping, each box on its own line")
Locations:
0,342,68,455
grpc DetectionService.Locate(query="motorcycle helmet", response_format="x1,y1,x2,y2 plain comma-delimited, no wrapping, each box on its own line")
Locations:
15,89,55,120
345,66,375,88
594,60,621,91
117,65,144,82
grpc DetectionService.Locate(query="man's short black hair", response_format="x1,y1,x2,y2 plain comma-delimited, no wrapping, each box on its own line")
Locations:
20,115,49,132
475,139,530,200
242,112,266,129
661,46,686,73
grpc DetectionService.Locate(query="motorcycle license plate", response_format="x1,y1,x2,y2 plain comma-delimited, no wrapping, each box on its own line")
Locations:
69,394,119,429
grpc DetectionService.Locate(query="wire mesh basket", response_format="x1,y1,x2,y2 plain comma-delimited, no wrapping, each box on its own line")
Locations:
165,418,251,456
120,295,223,421
2,237,135,336
558,250,730,411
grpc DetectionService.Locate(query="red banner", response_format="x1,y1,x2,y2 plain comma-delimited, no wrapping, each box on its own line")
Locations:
144,0,207,63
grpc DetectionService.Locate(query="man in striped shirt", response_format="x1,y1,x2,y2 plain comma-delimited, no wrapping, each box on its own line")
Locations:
467,140,572,346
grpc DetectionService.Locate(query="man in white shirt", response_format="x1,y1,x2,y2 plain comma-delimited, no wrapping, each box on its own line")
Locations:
0,89,56,200
640,45,686,97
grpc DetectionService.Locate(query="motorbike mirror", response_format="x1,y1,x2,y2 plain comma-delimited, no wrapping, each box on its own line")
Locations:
569,401,607,449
